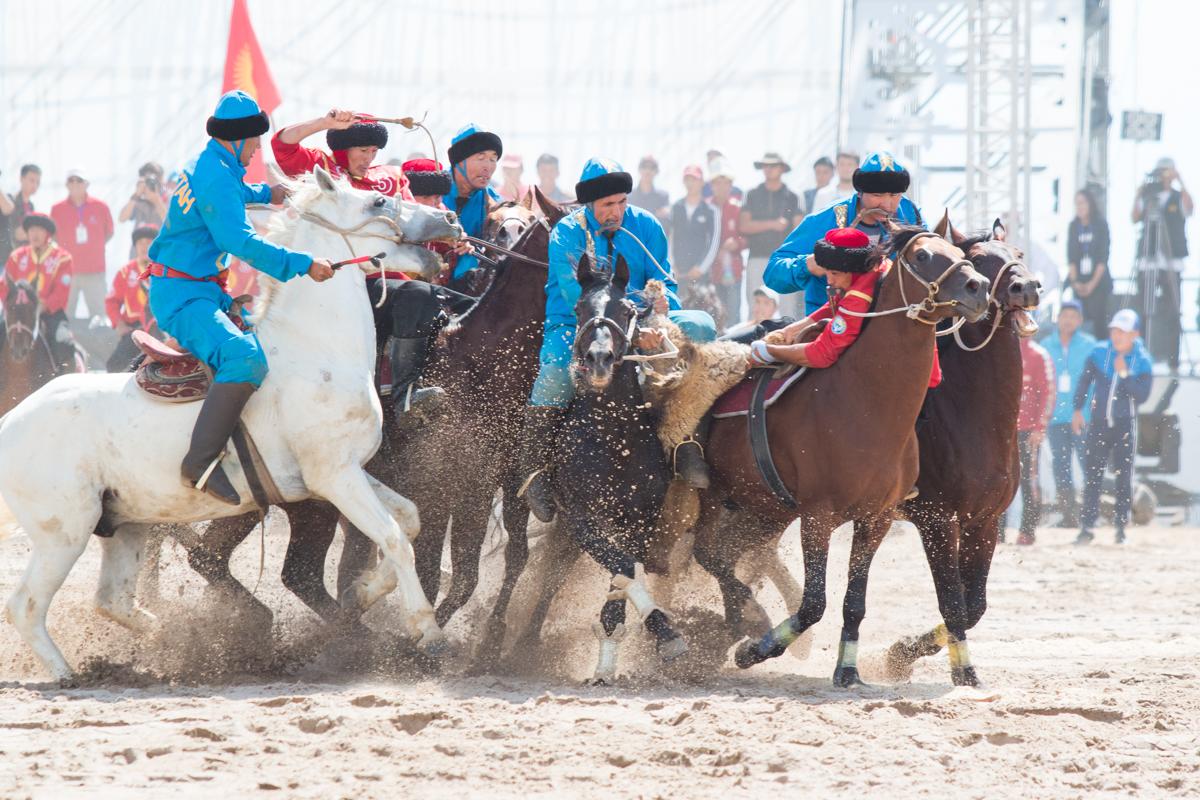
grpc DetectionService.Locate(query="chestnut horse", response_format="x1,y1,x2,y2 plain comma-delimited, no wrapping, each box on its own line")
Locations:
876,217,1041,687
686,225,991,672
1,277,62,415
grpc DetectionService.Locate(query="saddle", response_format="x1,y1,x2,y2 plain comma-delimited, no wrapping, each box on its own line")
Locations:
131,295,253,403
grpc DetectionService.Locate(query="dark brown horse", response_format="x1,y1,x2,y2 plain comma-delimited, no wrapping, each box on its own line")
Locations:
1,277,60,415
182,188,565,665
685,226,990,672
875,217,1041,687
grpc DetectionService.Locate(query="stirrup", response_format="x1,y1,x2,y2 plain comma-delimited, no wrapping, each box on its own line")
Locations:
193,450,226,491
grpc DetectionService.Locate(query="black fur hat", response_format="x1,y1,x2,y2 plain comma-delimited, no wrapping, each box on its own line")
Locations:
327,121,388,151
813,228,876,273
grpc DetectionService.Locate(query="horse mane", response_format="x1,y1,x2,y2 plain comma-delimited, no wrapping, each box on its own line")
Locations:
956,230,993,252
886,224,929,255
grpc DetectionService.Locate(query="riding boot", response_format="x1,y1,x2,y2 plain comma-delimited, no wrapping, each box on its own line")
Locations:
673,413,712,489
181,382,256,505
518,406,565,523
389,336,446,420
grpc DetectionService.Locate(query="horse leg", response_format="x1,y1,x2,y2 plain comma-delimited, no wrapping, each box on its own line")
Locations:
434,503,488,628
329,472,442,651
471,483,531,671
953,516,1002,686
6,523,92,683
742,529,813,660
832,518,891,688
693,504,769,641
507,523,581,655
94,523,159,634
279,500,342,623
734,515,833,669
591,596,628,685
336,521,378,606
184,511,272,624
411,503,450,606
884,514,974,685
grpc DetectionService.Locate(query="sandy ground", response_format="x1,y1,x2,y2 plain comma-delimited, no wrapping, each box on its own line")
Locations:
0,515,1197,799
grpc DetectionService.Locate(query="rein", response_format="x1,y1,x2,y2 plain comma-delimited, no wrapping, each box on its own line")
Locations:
836,231,976,326
296,208,414,309
463,235,550,268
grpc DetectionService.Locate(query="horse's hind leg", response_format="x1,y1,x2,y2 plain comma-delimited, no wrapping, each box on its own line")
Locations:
738,526,813,660
471,483,531,671
952,515,1002,686
694,504,767,641
279,500,342,622
735,515,833,669
95,523,158,634
832,517,891,688
434,502,489,628
183,511,270,623
507,523,581,656
6,525,91,682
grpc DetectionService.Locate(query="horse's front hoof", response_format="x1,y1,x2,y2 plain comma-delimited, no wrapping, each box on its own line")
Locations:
733,638,765,670
952,665,982,687
832,666,868,689
657,634,689,663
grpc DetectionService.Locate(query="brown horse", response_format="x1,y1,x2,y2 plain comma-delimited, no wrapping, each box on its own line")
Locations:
685,225,990,672
181,188,565,666
874,217,1041,687
1,277,60,415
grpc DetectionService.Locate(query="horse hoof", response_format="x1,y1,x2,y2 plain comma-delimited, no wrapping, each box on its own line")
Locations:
417,633,450,661
832,666,868,689
657,635,689,663
952,665,982,687
733,639,765,670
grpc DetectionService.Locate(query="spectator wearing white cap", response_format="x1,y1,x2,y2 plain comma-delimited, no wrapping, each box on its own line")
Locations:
1131,157,1192,371
50,168,113,322
1072,308,1154,545
669,164,721,313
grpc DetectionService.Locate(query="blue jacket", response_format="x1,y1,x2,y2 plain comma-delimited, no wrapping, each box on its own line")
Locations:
764,194,923,315
444,177,501,280
546,204,681,327
1041,329,1097,425
1074,339,1154,429
149,139,312,282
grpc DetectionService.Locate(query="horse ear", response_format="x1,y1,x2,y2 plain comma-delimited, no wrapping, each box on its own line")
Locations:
992,218,1007,242
520,188,534,211
947,220,968,246
882,217,903,236
575,253,597,287
313,166,338,196
534,184,565,223
933,209,951,239
613,254,630,291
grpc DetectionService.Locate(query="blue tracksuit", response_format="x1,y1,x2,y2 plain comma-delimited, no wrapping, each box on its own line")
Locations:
443,177,501,280
531,204,715,407
764,194,923,316
148,139,313,385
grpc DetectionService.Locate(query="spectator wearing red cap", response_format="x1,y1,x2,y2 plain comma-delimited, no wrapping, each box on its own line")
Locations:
749,228,941,387
272,108,412,199
402,159,452,208
104,225,159,372
669,164,721,320
497,153,528,202
50,168,113,321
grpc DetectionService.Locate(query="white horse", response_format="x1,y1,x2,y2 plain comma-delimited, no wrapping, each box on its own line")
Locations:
0,167,462,682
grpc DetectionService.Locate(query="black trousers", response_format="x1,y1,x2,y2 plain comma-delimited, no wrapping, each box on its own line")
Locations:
1077,281,1113,340
364,278,474,347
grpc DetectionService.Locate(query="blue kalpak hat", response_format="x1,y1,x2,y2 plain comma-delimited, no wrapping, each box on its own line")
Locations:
853,151,911,194
575,158,633,204
447,123,503,166
206,90,270,141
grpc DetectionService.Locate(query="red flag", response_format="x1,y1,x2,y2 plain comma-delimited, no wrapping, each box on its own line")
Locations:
221,0,281,183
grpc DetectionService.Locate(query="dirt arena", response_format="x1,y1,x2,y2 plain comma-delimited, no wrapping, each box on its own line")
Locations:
0,516,1197,798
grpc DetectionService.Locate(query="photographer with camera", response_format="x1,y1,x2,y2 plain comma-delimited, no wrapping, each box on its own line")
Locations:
118,162,168,256
1131,157,1192,371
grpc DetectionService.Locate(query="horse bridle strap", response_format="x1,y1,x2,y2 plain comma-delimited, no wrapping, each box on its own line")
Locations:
463,235,550,268
837,231,975,326
951,257,1027,352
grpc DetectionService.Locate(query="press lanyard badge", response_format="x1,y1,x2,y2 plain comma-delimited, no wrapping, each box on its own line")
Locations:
76,223,88,244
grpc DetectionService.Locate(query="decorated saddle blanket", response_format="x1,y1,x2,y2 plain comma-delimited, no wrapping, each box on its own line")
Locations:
132,296,252,403
711,366,808,419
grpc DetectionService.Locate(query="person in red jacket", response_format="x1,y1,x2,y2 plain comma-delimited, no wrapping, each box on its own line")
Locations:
104,225,157,371
748,227,942,387
1,213,76,369
272,109,412,199
1013,337,1056,544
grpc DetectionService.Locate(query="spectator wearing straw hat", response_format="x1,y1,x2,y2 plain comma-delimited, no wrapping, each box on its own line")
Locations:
739,152,802,318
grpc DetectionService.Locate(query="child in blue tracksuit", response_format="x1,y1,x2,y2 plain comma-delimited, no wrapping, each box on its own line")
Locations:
148,90,333,505
1072,309,1154,544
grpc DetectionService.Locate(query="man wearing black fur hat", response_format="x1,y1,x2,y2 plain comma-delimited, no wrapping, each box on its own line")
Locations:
273,108,411,198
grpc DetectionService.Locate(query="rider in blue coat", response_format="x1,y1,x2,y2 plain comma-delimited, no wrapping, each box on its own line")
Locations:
519,158,718,522
441,123,503,285
148,90,335,505
765,151,924,315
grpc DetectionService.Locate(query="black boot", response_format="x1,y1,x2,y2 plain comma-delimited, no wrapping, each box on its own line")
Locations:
518,406,564,523
673,414,712,489
389,336,446,420
181,382,256,505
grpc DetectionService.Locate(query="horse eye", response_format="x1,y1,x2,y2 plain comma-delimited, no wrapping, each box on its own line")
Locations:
916,249,931,262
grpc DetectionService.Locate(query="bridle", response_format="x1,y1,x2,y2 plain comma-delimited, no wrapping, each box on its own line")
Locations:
836,231,977,326
3,286,41,355
950,252,1030,352
574,298,678,369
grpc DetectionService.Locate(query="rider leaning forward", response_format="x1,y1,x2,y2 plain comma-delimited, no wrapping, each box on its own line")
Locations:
518,158,719,522
272,108,473,417
146,91,336,505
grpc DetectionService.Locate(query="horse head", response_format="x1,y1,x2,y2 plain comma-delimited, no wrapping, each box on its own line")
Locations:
935,212,1041,337
3,275,42,362
572,252,636,393
278,166,464,282
883,220,990,323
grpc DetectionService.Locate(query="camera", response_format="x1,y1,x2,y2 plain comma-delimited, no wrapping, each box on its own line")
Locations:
143,175,160,194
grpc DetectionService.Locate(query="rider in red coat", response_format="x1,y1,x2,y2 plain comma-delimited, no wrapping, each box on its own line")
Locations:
1,213,77,369
272,109,412,199
750,227,942,387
